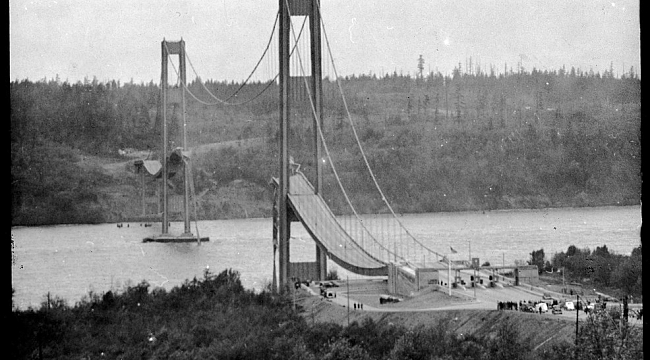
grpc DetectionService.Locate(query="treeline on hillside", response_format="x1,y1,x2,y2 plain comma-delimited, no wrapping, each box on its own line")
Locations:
10,269,643,360
169,66,642,216
307,66,641,214
11,66,641,225
528,245,642,297
10,66,641,154
11,140,109,225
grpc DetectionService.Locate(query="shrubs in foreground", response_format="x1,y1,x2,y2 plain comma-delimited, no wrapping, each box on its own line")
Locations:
10,269,643,359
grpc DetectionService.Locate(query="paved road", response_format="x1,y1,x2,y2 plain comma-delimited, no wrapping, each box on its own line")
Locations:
305,283,643,327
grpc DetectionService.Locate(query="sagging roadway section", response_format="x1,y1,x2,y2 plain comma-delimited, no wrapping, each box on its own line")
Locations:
273,172,388,278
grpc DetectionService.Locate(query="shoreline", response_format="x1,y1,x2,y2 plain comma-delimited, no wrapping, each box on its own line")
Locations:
11,203,641,228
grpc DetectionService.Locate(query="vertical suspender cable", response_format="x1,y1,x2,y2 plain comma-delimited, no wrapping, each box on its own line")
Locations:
285,0,401,265
316,0,444,261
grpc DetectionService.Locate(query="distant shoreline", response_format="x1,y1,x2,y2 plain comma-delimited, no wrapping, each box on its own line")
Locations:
11,202,641,228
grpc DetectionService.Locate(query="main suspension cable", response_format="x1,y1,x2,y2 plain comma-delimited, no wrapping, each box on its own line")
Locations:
285,0,405,265
165,42,275,107
185,11,279,104
171,15,308,107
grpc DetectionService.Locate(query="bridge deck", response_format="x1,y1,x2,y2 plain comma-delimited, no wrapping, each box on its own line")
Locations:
287,173,388,276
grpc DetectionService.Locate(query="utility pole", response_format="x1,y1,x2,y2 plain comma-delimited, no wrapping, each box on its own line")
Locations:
347,275,350,326
448,255,451,296
575,294,579,345
141,169,146,216
473,268,477,299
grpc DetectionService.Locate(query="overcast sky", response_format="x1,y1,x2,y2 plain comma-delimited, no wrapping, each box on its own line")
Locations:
10,0,640,84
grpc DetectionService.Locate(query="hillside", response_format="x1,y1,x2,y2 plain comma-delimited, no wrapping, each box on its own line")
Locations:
11,69,641,225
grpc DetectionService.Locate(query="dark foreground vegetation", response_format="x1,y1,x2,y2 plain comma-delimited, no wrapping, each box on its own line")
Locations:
11,64,641,225
527,244,642,299
10,269,642,359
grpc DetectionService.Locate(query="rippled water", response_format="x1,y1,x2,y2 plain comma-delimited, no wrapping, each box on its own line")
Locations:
11,206,641,310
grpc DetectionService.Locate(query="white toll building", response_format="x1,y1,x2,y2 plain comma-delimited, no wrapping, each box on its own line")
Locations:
386,255,540,299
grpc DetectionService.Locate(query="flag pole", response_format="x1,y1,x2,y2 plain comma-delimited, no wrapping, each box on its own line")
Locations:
448,246,458,296
448,254,451,296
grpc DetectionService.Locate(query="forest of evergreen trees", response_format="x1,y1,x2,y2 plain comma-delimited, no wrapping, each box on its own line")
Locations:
11,64,641,225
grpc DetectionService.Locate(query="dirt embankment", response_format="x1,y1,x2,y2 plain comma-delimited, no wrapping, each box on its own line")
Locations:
296,290,578,352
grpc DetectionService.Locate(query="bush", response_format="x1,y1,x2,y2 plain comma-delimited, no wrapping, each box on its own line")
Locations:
9,267,643,360
326,269,340,280
488,318,531,360
572,308,643,359
323,338,373,360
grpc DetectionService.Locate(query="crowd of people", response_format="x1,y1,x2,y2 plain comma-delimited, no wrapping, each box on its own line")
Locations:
497,300,557,313
497,301,519,311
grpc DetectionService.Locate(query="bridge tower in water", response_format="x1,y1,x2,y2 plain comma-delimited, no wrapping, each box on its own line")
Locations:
143,39,208,243
276,0,326,291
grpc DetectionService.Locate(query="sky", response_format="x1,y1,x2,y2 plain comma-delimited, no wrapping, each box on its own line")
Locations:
10,0,641,84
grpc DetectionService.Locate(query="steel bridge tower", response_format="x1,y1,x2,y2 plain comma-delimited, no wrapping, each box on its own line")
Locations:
143,39,207,243
277,0,326,291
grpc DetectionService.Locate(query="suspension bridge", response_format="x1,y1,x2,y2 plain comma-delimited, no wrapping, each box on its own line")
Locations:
145,0,520,294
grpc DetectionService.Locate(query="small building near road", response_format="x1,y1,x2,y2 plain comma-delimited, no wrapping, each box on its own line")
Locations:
515,265,539,285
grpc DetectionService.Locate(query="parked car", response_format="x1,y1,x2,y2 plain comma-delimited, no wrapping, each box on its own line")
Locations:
535,302,549,313
321,281,339,288
379,295,401,305
552,306,563,315
564,301,575,311
521,304,536,313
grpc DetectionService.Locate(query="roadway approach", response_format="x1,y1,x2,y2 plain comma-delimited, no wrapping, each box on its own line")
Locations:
297,279,644,327
281,172,642,328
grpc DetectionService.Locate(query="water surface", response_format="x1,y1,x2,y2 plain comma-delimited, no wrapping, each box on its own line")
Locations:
11,205,641,310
